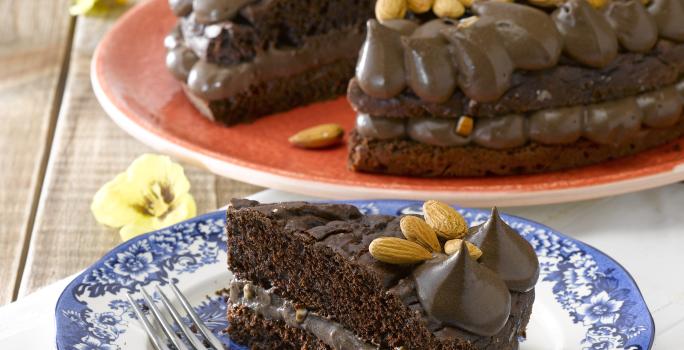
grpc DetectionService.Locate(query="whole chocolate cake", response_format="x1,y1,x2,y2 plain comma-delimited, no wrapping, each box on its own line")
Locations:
349,0,684,176
226,199,540,349
164,0,375,124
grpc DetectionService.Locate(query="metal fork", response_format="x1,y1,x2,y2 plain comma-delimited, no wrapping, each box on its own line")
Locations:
127,282,225,350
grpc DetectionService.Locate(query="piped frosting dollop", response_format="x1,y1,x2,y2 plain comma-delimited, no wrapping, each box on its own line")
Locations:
604,0,659,53
467,208,539,292
402,36,456,103
648,0,684,42
552,0,619,68
356,20,407,99
413,241,512,336
193,0,253,24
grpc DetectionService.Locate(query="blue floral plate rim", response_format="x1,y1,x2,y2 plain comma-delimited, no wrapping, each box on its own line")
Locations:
55,200,655,350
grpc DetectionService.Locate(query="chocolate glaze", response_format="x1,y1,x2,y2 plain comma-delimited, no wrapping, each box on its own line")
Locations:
413,243,512,337
584,97,643,145
473,2,562,70
443,19,514,102
552,0,618,68
411,19,453,39
637,86,683,128
407,118,470,146
186,29,363,100
402,37,456,103
529,106,584,145
472,114,528,149
648,0,684,42
382,19,420,35
166,47,199,81
356,114,406,140
604,0,659,53
356,20,407,99
193,0,253,24
230,279,375,350
467,208,540,293
169,0,193,17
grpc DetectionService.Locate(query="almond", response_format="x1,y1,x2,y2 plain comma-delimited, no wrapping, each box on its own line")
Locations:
433,0,465,18
376,0,408,21
400,215,441,252
407,0,434,13
527,0,563,7
444,239,483,260
423,200,467,239
288,123,344,149
369,237,432,264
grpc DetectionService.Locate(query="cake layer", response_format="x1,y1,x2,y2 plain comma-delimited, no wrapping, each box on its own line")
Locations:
348,119,684,177
349,41,684,119
355,83,684,149
175,0,375,65
226,200,535,349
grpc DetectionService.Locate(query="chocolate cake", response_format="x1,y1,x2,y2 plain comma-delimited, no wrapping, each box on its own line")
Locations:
348,0,684,176
226,199,540,349
164,0,375,124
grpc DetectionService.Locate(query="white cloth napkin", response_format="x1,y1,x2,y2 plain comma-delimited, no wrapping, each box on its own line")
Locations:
2,187,683,349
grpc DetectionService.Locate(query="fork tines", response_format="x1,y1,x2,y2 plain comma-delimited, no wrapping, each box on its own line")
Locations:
127,283,225,350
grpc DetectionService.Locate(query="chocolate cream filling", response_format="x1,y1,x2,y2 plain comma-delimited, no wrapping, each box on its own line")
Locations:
165,24,364,101
356,81,684,149
229,279,376,350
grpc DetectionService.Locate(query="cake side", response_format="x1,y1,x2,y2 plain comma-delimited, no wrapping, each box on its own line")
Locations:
225,200,538,349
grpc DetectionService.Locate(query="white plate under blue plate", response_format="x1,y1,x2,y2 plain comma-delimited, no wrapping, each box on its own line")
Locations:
55,200,654,350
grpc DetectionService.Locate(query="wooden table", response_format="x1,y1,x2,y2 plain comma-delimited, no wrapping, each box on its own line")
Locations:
0,0,262,306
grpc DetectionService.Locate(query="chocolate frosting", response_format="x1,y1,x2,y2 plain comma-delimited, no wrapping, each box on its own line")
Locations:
356,20,407,99
193,0,253,24
169,0,193,17
382,19,420,35
467,208,540,293
166,47,199,81
402,37,456,103
648,0,684,42
413,243,512,336
443,19,514,102
605,0,659,53
407,118,470,146
637,86,683,128
552,0,618,68
677,79,684,99
473,2,562,70
472,114,527,149
584,97,643,145
528,106,584,145
356,114,406,140
411,19,454,39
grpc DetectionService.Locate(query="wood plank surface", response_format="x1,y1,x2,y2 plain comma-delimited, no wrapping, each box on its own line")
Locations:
16,4,261,298
0,0,73,305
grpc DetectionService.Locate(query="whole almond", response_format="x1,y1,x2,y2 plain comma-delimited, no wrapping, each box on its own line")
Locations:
444,239,483,260
408,0,434,13
423,200,467,239
375,0,408,21
527,0,562,7
369,237,432,264
288,123,344,149
400,216,441,253
433,0,464,18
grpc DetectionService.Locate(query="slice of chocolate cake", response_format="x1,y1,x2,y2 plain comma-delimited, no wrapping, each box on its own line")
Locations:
164,0,375,124
348,0,684,176
226,199,540,349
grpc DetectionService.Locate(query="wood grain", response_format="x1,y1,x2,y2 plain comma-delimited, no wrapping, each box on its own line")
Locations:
16,6,261,298
0,0,73,305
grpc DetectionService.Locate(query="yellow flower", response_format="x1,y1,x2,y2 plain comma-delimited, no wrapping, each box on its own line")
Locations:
69,0,128,16
91,154,197,241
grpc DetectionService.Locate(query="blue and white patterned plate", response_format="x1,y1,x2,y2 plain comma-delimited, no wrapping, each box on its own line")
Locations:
55,200,654,350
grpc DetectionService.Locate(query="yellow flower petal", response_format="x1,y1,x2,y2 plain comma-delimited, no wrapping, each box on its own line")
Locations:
118,193,197,241
69,0,98,15
126,154,191,198
91,173,147,228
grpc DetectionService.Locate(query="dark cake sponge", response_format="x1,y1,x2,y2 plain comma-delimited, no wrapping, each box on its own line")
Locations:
226,200,535,349
348,117,684,177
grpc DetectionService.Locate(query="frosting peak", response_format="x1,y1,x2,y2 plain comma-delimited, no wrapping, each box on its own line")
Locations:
605,0,658,53
356,20,407,99
413,242,511,336
552,0,619,68
467,208,540,292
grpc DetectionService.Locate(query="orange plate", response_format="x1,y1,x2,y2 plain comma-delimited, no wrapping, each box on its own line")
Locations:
92,0,684,206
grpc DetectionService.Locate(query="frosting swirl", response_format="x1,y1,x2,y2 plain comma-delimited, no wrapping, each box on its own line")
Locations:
604,0,659,53
584,97,643,145
402,36,456,103
356,20,407,99
648,0,684,42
